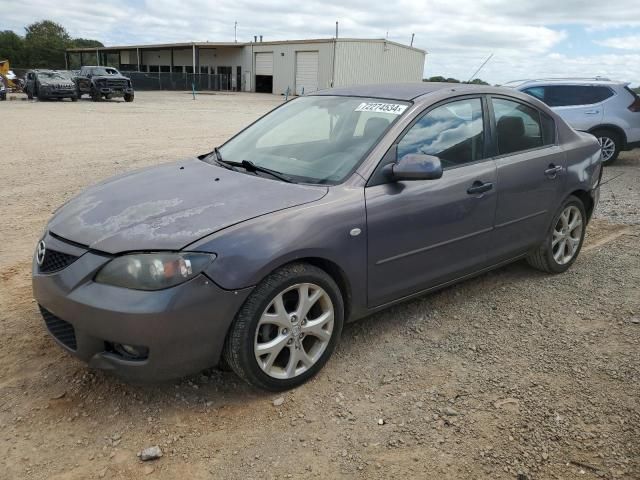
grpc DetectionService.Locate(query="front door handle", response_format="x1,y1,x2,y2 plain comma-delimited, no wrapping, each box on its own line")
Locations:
584,110,600,115
544,164,563,178
467,181,493,195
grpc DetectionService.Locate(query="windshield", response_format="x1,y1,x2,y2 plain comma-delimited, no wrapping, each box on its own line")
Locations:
217,96,410,184
91,67,119,76
40,71,73,80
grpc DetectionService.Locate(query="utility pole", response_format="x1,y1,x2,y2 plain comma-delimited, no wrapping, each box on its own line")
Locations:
234,21,237,43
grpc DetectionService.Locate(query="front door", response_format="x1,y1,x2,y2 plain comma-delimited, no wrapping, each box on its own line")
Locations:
488,96,567,261
365,97,497,307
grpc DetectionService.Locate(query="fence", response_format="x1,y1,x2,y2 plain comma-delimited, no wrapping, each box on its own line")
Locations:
122,72,233,91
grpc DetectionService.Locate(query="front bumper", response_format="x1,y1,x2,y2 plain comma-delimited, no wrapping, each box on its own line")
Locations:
97,87,134,97
40,89,76,98
32,233,252,381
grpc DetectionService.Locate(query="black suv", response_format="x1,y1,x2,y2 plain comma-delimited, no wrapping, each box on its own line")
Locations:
75,66,134,102
24,70,78,101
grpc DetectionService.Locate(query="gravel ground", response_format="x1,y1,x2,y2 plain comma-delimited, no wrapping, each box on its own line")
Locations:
1,92,638,480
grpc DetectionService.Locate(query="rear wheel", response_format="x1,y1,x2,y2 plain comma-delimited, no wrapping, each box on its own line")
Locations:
592,129,621,164
527,196,586,273
224,263,344,391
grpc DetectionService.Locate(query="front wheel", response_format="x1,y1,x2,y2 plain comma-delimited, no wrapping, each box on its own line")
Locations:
592,129,621,165
91,89,101,102
223,263,344,391
527,196,586,273
124,93,134,102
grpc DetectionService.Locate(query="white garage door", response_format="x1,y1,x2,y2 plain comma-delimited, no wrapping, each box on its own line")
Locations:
295,51,319,95
255,52,273,76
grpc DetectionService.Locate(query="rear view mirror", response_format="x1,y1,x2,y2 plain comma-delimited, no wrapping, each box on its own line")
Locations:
383,152,443,181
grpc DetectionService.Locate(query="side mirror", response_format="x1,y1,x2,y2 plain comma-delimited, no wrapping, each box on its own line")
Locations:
383,151,443,181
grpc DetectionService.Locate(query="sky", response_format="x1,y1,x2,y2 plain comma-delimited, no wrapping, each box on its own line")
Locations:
1,0,639,85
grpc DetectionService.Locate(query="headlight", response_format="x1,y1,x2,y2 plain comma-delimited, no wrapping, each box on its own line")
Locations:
95,252,215,290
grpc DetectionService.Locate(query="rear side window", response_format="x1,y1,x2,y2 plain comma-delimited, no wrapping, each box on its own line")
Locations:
397,98,485,169
492,98,545,155
536,85,614,107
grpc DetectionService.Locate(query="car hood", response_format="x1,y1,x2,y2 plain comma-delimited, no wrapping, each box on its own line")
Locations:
48,158,328,253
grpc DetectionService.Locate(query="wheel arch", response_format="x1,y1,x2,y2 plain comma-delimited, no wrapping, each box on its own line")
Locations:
271,257,353,322
566,189,594,222
587,124,627,148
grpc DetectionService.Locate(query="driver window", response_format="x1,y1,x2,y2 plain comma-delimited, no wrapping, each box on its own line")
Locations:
256,105,331,148
398,98,485,169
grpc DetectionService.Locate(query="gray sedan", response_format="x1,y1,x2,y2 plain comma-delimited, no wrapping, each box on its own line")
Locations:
32,83,602,390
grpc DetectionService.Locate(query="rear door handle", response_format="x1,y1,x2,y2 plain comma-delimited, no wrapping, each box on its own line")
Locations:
584,110,600,115
467,181,493,195
544,164,563,178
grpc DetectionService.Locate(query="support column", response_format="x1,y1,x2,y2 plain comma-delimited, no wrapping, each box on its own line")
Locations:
64,51,69,70
96,48,100,65
80,51,84,67
170,48,174,73
192,44,196,73
137,48,141,72
118,51,122,70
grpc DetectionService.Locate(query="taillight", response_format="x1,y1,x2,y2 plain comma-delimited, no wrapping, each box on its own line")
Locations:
625,86,640,112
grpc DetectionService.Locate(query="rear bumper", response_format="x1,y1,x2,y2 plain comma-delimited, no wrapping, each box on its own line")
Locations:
32,234,252,381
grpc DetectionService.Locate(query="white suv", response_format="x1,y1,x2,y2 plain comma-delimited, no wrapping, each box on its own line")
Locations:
505,78,640,163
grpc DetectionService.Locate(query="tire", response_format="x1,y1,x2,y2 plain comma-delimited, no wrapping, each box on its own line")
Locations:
124,93,134,102
527,195,587,274
223,263,344,391
71,96,78,102
91,88,101,102
592,129,621,165
27,88,33,100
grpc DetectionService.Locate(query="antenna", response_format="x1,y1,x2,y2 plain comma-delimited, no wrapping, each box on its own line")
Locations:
336,21,339,39
410,33,415,47
234,21,237,43
467,53,493,83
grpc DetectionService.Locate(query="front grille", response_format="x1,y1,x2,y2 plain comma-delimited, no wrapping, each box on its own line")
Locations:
40,306,77,351
39,249,79,273
106,79,127,89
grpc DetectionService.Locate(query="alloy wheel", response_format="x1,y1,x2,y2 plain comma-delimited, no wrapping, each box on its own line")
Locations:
597,136,616,163
254,283,334,379
552,205,583,265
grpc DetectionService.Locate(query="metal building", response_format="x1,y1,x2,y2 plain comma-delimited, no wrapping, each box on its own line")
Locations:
66,38,426,94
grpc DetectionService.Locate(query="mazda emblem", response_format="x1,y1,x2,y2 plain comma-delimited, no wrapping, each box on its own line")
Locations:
36,240,46,266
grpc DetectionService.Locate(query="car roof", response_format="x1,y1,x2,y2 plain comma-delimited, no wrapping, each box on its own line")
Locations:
506,78,626,88
312,82,487,101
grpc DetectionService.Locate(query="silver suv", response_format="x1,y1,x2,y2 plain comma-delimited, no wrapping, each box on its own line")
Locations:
505,78,640,163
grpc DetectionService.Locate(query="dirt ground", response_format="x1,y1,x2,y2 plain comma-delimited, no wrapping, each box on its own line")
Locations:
1,91,638,480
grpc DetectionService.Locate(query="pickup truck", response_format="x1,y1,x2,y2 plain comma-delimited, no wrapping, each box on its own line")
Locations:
75,66,134,102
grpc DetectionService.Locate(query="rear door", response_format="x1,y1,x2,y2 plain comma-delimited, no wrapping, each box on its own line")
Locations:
487,96,566,262
365,96,498,307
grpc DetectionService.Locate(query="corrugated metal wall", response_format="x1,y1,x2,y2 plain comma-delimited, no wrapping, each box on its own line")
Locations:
333,40,425,87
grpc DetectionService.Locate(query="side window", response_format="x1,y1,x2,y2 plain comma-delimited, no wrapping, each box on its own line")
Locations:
493,98,544,155
544,85,613,107
397,98,485,169
523,87,545,102
540,112,556,145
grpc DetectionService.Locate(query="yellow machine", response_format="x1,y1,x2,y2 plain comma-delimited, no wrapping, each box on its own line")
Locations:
0,59,20,91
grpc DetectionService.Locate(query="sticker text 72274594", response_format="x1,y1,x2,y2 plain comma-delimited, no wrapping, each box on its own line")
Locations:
355,103,408,115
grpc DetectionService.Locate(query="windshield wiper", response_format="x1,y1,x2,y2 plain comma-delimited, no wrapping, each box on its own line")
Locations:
240,160,294,183
209,147,235,170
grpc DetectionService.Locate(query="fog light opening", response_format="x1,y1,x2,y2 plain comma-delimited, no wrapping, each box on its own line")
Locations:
107,342,149,361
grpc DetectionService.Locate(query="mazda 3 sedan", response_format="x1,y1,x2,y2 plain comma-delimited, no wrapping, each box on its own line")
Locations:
33,83,602,390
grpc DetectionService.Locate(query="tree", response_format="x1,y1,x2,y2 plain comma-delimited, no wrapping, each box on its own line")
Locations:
468,78,489,85
0,30,26,66
24,20,71,68
71,38,104,48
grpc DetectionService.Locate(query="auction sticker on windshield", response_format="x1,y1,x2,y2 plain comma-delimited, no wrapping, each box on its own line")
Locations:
355,103,408,115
